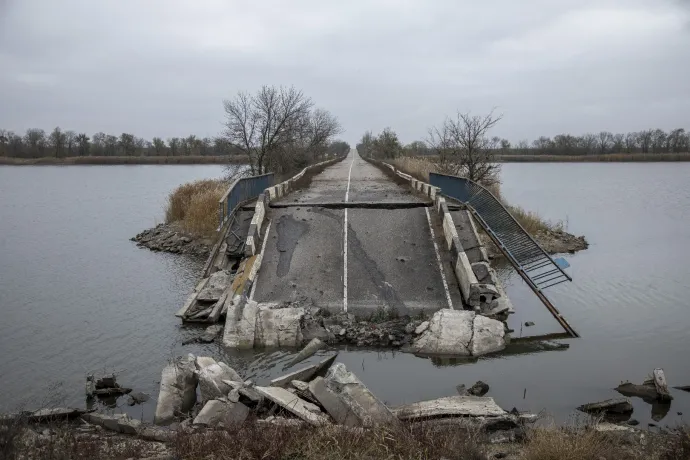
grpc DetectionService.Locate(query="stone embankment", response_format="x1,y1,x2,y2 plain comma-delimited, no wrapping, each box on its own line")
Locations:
131,222,212,256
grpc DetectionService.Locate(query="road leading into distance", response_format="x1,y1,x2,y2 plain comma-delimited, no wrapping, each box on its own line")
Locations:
252,149,463,317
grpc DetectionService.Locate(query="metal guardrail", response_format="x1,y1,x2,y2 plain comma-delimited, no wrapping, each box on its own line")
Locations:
218,173,274,228
430,172,579,338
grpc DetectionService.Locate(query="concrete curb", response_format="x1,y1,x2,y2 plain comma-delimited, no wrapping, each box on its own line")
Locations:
363,157,509,316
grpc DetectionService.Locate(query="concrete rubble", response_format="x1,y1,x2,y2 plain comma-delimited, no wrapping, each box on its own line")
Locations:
577,398,634,415
154,354,198,426
195,356,242,403
411,309,506,356
616,368,674,404
322,363,398,427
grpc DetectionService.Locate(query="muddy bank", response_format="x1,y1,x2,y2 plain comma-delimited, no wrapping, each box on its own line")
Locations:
481,228,589,260
131,222,213,256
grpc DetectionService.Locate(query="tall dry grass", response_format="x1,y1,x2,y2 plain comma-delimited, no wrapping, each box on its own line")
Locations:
165,179,227,237
522,426,639,460
172,421,486,460
390,156,563,234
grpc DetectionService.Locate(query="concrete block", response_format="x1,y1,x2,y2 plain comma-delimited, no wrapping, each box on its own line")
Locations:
453,252,478,305
198,361,242,403
154,354,197,426
309,377,360,427
255,306,305,347
223,299,258,349
470,315,506,356
393,396,506,421
325,363,398,426
193,399,250,427
411,309,473,356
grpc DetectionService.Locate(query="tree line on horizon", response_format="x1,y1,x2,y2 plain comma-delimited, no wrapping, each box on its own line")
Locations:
0,117,349,165
359,127,690,158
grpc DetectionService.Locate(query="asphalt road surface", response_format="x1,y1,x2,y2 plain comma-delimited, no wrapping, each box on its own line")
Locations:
252,149,463,317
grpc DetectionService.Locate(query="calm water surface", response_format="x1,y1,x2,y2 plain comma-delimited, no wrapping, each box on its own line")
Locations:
1,163,689,426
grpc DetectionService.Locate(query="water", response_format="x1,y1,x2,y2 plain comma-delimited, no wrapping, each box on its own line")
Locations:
1,163,689,426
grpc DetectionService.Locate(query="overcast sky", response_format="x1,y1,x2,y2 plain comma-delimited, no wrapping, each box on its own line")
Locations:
1,0,689,144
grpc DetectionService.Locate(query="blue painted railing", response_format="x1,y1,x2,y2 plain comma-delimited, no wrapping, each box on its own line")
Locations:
218,173,274,228
430,172,578,338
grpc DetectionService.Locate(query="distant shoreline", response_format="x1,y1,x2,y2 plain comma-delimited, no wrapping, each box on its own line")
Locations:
0,155,249,166
495,152,690,162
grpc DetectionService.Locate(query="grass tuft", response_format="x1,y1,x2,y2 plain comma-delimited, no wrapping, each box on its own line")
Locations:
165,179,227,237
522,425,638,460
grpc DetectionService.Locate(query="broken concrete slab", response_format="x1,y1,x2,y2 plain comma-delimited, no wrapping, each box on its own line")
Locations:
197,270,232,302
616,382,660,401
254,386,329,425
255,306,305,347
324,363,397,426
411,309,473,356
271,365,320,388
470,315,506,356
577,398,633,415
154,354,198,426
82,413,141,434
287,338,326,368
309,376,361,427
223,299,258,349
392,396,507,421
27,407,86,423
197,361,243,403
193,399,250,427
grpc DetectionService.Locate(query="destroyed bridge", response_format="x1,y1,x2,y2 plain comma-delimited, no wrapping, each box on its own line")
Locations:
176,149,578,357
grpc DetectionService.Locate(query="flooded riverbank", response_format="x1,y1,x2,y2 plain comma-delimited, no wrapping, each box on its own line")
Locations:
1,163,689,427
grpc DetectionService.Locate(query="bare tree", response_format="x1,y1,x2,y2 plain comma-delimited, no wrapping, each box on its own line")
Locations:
637,130,652,153
48,127,66,158
223,86,316,175
64,130,76,156
427,110,503,186
76,133,90,156
624,132,638,153
152,137,166,155
596,131,613,155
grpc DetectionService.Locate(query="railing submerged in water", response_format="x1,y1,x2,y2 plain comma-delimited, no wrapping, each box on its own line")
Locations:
218,173,274,228
429,172,579,338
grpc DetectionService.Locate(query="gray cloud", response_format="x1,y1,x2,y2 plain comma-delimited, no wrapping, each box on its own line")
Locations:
1,0,689,144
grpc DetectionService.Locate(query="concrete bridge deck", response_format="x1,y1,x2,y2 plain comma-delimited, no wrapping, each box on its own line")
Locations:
252,150,464,317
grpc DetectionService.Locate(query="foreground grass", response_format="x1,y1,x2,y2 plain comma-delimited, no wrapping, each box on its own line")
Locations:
390,157,563,234
165,179,227,238
4,419,689,460
0,155,249,165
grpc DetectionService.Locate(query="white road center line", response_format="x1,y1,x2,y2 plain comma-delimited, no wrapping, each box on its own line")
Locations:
343,152,356,312
249,219,272,301
425,207,454,309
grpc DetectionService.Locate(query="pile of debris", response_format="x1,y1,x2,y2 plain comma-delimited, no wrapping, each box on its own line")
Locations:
223,301,508,357
150,347,530,441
